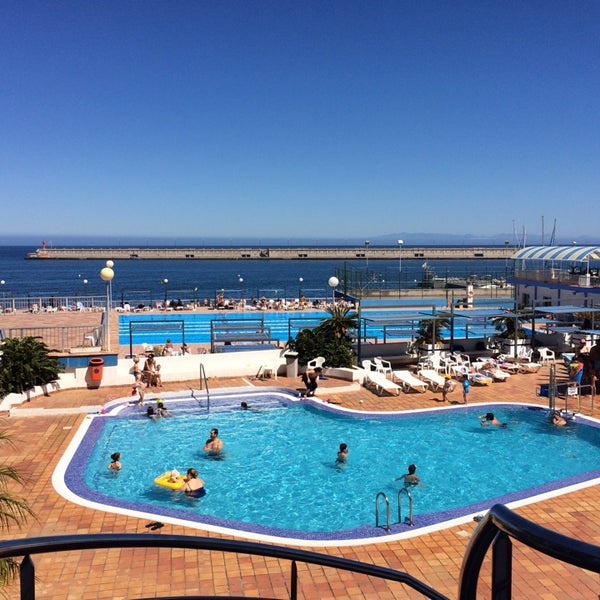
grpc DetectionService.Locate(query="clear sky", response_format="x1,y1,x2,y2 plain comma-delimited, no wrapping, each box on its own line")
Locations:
1,1,599,245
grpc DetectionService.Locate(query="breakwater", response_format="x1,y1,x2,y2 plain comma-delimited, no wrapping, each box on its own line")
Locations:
26,245,515,260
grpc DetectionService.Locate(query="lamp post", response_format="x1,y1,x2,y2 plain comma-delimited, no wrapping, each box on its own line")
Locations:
161,278,169,305
365,240,370,271
238,276,244,306
100,261,115,351
298,277,303,299
328,276,339,306
398,239,404,296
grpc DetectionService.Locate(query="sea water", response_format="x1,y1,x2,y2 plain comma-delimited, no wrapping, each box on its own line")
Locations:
0,245,513,303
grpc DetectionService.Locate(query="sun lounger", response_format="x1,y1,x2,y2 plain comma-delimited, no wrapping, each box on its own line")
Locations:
469,372,493,386
480,368,511,382
392,370,427,393
518,362,542,374
417,369,446,391
363,371,401,396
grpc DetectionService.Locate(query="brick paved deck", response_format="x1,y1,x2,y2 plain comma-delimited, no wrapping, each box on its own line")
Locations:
1,311,600,598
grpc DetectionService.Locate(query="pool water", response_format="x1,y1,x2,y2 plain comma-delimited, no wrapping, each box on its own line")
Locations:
62,391,600,542
119,310,498,346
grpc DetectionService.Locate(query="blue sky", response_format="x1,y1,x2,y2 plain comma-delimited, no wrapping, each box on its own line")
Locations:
1,1,599,245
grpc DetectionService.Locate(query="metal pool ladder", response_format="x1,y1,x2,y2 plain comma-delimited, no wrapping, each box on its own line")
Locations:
375,488,414,531
191,363,211,415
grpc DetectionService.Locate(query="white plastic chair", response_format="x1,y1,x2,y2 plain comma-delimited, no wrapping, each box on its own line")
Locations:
536,347,556,365
307,356,326,369
373,357,393,379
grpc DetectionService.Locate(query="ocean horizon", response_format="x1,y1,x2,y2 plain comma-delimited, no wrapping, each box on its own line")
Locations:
0,245,513,305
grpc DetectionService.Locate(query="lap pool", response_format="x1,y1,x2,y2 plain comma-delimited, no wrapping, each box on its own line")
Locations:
55,389,600,546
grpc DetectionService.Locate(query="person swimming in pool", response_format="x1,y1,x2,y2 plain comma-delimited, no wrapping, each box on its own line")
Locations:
550,410,567,426
180,468,206,498
108,452,121,472
395,463,421,487
480,412,505,427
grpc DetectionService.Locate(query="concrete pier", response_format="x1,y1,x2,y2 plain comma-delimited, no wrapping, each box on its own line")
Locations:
26,245,515,260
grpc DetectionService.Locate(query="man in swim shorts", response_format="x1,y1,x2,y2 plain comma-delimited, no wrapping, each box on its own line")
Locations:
203,428,224,454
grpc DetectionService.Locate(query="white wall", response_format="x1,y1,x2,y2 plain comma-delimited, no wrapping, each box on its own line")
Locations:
0,348,288,412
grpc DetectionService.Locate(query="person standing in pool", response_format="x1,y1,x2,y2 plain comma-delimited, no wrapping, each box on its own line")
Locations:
336,443,348,464
462,375,470,404
180,468,206,498
395,464,421,487
108,452,121,472
203,428,224,455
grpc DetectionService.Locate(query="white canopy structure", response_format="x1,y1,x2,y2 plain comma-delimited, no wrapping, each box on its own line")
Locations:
512,246,600,262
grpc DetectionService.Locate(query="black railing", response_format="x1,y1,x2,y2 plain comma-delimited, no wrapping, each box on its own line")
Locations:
0,533,447,600
1,504,600,599
458,504,600,599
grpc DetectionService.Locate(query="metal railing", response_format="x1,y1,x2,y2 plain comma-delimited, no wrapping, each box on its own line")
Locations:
1,504,599,599
3,325,103,353
458,503,600,599
0,533,447,600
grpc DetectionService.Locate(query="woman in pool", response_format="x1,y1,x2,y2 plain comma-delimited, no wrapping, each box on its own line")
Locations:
181,468,206,498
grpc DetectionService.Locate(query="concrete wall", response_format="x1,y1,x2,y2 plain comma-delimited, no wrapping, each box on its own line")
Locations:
0,348,288,412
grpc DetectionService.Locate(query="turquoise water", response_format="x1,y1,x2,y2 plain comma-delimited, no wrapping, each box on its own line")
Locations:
118,309,502,346
67,392,600,539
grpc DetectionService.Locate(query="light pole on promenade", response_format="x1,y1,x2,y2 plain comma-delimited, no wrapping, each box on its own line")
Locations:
328,276,339,306
100,261,115,351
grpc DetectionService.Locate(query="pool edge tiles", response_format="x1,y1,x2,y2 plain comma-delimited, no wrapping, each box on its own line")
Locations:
53,392,600,548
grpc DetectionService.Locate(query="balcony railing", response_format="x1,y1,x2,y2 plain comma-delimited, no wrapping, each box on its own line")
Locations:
1,504,600,599
513,269,600,288
0,532,447,600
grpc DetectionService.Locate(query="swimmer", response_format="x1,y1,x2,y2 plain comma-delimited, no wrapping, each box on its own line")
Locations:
395,463,421,487
480,412,505,427
551,410,567,426
181,468,206,498
336,443,348,464
240,401,260,411
156,399,171,417
202,428,224,454
146,406,159,420
108,452,121,472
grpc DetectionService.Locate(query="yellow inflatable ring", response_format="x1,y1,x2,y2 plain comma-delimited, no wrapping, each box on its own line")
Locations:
154,471,185,490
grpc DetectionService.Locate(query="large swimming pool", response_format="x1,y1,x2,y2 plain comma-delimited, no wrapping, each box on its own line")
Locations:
118,309,501,346
55,389,600,546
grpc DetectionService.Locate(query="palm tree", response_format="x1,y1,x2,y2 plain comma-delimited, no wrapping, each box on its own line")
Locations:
0,426,36,590
492,312,528,339
316,304,359,340
0,337,62,396
413,316,450,349
288,305,358,368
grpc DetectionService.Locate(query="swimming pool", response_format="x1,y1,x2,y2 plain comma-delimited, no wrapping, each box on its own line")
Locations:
55,389,600,546
118,309,500,346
